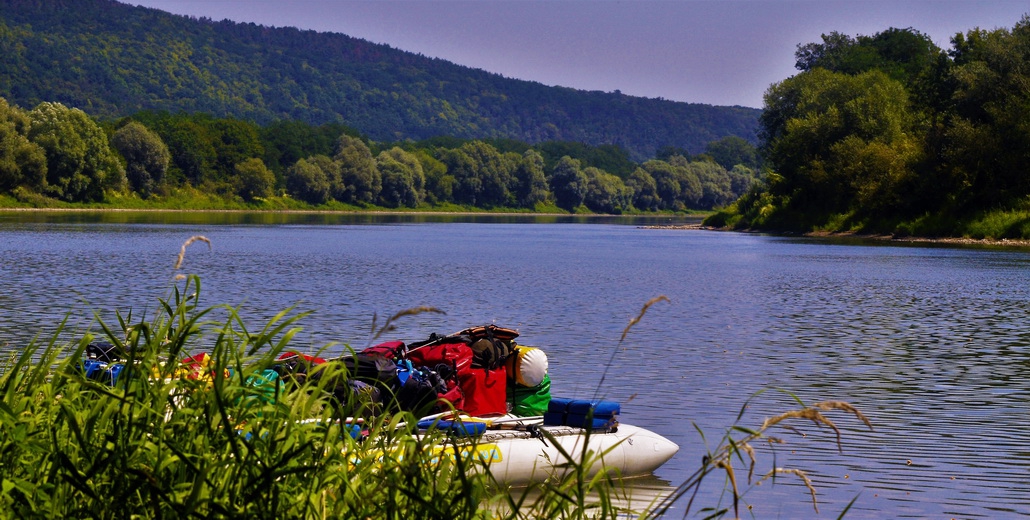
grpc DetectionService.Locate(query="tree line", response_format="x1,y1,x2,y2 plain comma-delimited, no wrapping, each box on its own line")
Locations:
0,97,761,213
712,16,1030,237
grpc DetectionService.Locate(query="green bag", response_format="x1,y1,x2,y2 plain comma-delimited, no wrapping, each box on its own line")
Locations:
511,374,551,416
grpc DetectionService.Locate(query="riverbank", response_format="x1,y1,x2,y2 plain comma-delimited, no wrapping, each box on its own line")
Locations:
806,230,1030,248
643,223,1030,248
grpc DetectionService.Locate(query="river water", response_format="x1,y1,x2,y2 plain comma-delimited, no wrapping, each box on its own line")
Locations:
1,212,1028,519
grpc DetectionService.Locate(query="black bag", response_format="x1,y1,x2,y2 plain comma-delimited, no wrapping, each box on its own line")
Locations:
395,365,451,413
341,379,383,418
307,360,385,418
342,352,398,387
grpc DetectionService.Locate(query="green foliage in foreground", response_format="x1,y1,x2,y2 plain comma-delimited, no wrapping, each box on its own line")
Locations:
0,278,489,519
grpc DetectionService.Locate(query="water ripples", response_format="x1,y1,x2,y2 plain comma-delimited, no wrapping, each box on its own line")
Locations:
2,220,1030,517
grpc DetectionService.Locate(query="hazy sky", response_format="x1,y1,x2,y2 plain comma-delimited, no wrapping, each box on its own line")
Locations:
124,1,1029,109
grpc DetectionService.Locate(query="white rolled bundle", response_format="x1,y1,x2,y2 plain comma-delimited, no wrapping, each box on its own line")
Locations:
507,346,548,387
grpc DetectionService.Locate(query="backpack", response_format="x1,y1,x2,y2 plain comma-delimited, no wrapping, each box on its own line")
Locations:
406,334,509,416
460,325,517,370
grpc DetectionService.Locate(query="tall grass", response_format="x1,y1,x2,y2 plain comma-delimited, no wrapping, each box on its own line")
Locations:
0,237,870,519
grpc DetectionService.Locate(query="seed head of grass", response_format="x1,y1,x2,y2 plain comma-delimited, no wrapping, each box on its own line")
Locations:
619,295,670,343
760,468,819,513
761,400,874,453
173,235,211,270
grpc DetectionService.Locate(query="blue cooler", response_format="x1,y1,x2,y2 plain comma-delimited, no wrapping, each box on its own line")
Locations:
545,398,620,430
544,397,575,426
566,399,620,430
82,359,107,380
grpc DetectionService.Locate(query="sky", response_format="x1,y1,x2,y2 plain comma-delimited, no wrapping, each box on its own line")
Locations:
124,1,1029,109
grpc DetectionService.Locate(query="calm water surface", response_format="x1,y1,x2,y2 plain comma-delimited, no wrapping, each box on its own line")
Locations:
1,212,1029,519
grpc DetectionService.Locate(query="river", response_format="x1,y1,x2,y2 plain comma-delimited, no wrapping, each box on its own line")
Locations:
1,211,1028,519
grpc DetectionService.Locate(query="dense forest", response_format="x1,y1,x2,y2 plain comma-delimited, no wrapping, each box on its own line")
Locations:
709,17,1030,239
0,0,760,162
0,97,762,212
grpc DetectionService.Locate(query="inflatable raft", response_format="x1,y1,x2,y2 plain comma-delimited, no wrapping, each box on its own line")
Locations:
80,325,681,485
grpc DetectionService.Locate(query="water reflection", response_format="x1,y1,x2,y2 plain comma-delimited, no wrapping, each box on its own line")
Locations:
0,209,700,227
500,475,677,518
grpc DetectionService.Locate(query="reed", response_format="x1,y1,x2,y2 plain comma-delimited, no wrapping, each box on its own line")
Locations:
645,390,873,519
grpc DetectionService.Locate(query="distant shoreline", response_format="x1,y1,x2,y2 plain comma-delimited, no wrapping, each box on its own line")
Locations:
644,224,1030,248
0,206,704,219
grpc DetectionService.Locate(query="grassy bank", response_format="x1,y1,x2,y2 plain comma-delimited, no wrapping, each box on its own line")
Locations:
704,194,1030,244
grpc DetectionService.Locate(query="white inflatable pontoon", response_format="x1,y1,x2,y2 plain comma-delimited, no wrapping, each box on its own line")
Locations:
421,418,679,486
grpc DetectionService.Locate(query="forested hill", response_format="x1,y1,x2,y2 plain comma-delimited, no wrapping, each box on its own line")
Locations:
0,0,760,160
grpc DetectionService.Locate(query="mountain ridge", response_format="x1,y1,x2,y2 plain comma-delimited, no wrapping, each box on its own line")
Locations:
0,0,761,160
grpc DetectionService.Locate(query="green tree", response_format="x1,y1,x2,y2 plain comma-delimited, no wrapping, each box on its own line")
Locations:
761,68,920,220
583,167,631,214
260,121,353,174
627,168,660,211
666,156,704,209
211,119,264,187
511,149,550,208
111,121,170,198
794,31,863,73
549,155,587,211
416,150,452,204
944,16,1030,209
376,147,424,208
154,114,218,187
0,97,46,192
687,160,735,209
438,147,476,206
27,101,125,202
443,141,514,207
794,27,940,84
284,156,332,204
334,135,380,204
704,136,760,170
727,164,758,199
641,160,682,210
234,157,275,202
